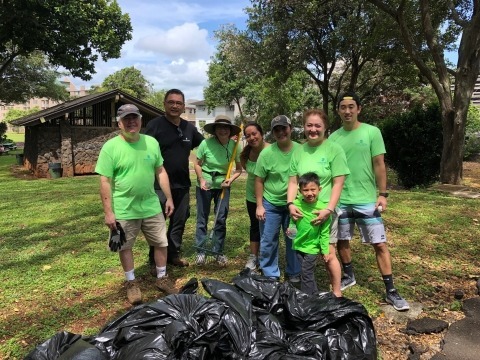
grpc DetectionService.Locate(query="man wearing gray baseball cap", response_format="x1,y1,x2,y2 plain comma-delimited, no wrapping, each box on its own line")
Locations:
95,104,178,304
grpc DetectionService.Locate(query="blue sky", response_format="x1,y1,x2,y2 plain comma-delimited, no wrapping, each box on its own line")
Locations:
74,0,251,100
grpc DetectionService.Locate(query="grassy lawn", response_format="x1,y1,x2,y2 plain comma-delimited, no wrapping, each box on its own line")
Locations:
0,154,479,359
4,132,25,143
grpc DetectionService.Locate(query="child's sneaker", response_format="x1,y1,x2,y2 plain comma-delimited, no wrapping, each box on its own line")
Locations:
196,253,206,265
385,289,410,311
216,254,228,266
245,254,257,270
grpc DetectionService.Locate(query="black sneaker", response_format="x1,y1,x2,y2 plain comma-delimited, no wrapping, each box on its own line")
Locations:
385,289,410,311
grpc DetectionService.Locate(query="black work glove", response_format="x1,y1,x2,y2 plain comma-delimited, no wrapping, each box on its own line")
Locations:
109,222,126,252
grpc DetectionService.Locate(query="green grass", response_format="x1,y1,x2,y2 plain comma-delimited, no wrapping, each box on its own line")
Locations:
4,131,25,143
0,154,479,359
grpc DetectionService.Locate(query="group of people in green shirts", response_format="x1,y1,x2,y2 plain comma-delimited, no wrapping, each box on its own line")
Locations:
96,88,409,312
240,92,409,311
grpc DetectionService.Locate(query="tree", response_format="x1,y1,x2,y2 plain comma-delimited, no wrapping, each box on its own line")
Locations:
204,28,251,121
0,52,68,103
94,67,151,99
205,26,321,128
238,0,419,120
144,89,167,111
3,107,41,123
367,0,480,184
0,0,132,82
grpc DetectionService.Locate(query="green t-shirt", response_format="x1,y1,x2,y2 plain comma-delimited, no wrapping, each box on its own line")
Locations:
290,198,331,255
245,159,257,203
255,142,300,206
95,134,163,220
196,137,241,189
329,123,386,204
289,139,350,203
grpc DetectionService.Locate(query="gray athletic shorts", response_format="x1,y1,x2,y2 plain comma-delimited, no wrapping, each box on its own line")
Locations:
337,203,386,244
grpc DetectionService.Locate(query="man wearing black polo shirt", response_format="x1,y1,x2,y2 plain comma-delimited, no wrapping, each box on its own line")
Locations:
145,89,204,268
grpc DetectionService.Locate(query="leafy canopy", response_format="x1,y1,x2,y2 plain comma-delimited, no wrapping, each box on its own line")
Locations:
0,0,132,81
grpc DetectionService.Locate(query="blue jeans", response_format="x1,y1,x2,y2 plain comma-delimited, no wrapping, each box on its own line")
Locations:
259,198,301,278
195,186,230,253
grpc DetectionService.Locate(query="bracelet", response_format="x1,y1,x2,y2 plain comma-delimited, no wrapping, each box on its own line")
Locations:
326,208,334,214
286,202,294,208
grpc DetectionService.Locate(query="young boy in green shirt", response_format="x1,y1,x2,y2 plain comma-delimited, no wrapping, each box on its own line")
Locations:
288,172,338,296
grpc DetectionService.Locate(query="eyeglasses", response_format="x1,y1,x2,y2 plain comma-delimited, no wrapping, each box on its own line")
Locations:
166,100,184,107
177,127,183,138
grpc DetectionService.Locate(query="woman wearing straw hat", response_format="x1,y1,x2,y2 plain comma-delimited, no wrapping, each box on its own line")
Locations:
194,115,243,265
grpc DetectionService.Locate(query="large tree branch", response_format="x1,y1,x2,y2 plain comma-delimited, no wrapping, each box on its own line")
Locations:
447,0,468,27
420,0,450,92
367,0,445,100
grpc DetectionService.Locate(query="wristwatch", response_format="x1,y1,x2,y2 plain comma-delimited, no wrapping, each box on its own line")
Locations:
379,192,389,198
286,202,295,208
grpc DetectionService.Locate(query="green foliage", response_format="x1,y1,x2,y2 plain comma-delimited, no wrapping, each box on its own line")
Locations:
3,108,41,123
464,105,480,160
0,52,69,103
0,0,132,81
96,67,151,99
381,103,443,188
144,89,167,111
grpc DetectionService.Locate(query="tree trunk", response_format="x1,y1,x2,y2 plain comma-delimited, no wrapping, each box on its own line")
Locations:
439,106,464,184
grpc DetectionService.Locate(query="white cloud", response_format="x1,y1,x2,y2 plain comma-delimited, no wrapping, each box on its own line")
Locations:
71,0,250,100
135,23,214,61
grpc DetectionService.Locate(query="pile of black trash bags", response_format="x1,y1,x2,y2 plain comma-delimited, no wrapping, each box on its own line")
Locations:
26,271,377,359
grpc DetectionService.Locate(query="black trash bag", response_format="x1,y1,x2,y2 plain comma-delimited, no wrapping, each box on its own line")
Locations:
25,275,377,360
24,331,106,360
90,294,228,359
232,272,377,359
201,278,254,357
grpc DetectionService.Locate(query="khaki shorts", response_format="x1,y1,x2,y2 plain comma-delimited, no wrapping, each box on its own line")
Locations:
116,213,168,250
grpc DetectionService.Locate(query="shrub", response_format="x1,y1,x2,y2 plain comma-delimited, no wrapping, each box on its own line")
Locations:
464,105,480,160
380,103,443,188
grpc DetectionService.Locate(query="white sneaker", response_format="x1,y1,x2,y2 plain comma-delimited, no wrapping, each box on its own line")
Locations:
245,254,258,270
196,253,206,265
216,254,228,266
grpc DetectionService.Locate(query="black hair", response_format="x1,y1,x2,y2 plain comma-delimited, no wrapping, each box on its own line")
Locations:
337,91,361,109
298,172,321,188
240,122,265,169
164,88,185,103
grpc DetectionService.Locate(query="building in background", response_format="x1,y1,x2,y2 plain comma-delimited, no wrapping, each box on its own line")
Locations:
0,77,87,130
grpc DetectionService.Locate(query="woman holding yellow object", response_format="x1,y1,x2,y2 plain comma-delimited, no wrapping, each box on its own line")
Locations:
194,115,242,265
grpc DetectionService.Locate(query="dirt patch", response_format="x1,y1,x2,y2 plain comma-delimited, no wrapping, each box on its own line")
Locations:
463,161,480,189
10,164,37,180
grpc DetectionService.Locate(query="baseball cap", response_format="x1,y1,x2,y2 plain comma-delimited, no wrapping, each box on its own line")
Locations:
117,104,141,120
337,91,361,108
271,115,291,131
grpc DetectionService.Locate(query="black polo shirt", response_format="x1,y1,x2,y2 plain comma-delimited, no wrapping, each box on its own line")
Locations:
145,115,204,189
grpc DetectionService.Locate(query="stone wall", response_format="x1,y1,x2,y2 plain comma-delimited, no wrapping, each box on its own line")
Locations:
26,124,118,178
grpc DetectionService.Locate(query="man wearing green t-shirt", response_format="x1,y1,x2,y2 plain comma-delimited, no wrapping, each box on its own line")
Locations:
96,104,178,305
329,92,410,311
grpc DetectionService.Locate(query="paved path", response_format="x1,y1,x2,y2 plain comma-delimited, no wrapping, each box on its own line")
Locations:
430,297,480,360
